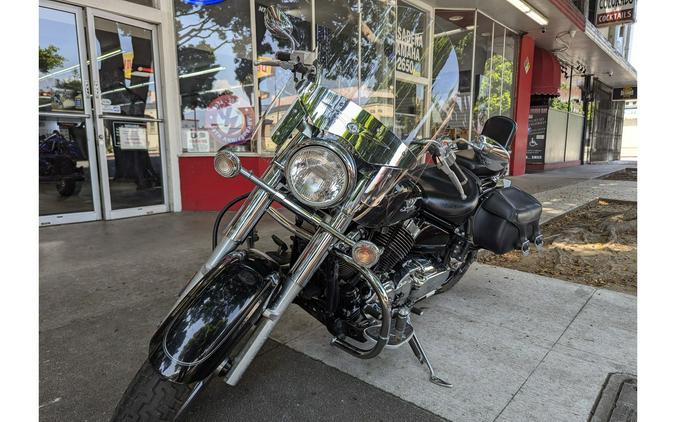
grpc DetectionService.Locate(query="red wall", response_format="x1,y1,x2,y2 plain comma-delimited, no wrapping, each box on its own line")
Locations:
511,34,535,176
179,156,271,211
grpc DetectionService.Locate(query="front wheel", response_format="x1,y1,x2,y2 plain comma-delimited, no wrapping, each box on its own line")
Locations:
111,360,206,422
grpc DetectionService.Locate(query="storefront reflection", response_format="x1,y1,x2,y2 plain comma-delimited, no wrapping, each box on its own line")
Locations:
175,0,256,153
39,116,95,216
102,120,164,210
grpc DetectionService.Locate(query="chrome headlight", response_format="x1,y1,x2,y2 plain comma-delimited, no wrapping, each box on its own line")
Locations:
285,144,353,208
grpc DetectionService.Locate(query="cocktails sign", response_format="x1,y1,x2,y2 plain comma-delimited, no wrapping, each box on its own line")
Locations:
595,0,637,27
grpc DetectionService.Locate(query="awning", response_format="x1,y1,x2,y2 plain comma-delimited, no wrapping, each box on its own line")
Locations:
531,47,561,97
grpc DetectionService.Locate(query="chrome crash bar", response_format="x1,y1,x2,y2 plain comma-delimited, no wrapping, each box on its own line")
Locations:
217,158,391,385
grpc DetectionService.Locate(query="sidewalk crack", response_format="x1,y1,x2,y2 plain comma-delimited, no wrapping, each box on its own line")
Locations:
490,288,597,422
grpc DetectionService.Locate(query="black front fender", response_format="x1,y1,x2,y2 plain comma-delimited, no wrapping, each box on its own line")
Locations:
148,252,277,384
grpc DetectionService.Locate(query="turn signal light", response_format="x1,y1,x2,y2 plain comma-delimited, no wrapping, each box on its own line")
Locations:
214,149,241,178
352,241,381,268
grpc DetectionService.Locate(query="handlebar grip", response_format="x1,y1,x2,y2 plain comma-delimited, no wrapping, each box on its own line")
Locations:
275,51,292,61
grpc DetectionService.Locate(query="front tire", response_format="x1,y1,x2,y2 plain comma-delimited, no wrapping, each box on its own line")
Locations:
111,360,199,422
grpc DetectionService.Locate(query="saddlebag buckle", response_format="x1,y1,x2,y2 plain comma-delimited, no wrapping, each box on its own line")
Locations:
534,234,544,251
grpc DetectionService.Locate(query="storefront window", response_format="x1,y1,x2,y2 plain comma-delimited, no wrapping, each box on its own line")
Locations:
316,0,360,93
501,31,518,118
256,0,312,153
174,0,255,153
173,2,518,154
39,7,84,114
361,0,396,127
395,1,429,139
433,10,516,141
432,10,474,140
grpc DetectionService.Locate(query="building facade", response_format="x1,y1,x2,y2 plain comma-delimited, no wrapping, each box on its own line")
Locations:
38,0,637,225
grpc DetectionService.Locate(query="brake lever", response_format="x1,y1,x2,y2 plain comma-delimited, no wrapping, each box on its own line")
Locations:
431,142,467,200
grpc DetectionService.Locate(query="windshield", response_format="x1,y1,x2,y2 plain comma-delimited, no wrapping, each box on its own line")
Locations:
257,3,461,168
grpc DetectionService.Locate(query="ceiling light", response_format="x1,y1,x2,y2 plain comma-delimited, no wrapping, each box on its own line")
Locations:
448,15,463,21
505,0,549,26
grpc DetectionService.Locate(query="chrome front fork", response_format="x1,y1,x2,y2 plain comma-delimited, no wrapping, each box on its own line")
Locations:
175,166,284,304
224,212,352,385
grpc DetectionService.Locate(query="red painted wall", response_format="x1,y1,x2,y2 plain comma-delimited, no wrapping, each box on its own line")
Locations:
179,156,271,211
511,34,535,176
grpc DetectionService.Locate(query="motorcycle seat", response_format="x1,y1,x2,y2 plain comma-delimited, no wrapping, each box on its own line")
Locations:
418,166,480,225
455,149,507,177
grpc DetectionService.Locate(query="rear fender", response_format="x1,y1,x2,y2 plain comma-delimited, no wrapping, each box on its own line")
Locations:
148,252,278,384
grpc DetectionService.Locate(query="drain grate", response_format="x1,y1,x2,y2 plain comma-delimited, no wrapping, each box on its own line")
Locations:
588,373,637,422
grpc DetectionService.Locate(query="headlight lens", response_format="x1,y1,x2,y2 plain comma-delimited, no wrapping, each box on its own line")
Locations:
285,145,350,208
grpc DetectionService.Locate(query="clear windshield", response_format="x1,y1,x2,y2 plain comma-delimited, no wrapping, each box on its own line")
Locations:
256,4,462,168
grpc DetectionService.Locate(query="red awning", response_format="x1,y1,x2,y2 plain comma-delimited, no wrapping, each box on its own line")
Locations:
531,47,561,97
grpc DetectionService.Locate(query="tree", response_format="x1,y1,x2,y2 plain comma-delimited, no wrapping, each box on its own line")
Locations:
474,54,513,129
39,45,64,73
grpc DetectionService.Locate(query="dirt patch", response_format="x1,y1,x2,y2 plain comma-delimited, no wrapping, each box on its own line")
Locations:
478,199,637,295
599,168,637,181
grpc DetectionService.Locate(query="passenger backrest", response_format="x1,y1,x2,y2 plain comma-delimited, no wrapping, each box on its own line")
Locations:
481,116,517,150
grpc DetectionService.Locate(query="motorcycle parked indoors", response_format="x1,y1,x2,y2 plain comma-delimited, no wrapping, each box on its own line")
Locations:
112,6,543,421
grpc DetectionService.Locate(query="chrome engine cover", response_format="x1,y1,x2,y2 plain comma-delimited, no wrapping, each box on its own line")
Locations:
385,258,451,305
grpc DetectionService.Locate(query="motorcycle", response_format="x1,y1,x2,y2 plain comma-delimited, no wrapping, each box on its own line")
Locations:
112,6,543,421
39,129,86,197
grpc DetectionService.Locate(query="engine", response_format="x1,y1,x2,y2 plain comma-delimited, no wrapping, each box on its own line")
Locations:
371,219,455,307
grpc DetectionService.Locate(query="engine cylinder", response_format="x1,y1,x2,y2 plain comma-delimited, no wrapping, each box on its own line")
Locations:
373,223,415,272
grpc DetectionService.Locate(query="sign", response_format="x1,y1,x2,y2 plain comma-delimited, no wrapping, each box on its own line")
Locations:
595,0,637,27
113,122,148,150
524,56,531,75
204,94,255,147
123,52,134,79
102,104,121,114
612,86,637,101
185,130,211,152
256,56,274,79
396,5,426,77
526,106,549,164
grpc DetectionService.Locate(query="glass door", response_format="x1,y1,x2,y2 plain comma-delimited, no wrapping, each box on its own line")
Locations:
39,1,102,225
86,9,168,220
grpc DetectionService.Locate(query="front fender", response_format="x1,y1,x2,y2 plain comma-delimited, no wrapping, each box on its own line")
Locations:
148,252,278,384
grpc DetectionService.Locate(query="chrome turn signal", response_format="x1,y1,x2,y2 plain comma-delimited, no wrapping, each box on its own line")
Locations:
352,240,381,268
214,149,241,178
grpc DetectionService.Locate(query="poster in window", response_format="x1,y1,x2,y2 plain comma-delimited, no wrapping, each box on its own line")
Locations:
186,129,211,153
526,106,548,163
396,4,426,77
114,122,148,150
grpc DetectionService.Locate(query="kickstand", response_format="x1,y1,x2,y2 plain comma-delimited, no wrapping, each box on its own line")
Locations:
409,333,453,388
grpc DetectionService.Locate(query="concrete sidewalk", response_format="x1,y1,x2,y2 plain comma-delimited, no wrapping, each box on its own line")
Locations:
509,162,636,194
270,265,636,422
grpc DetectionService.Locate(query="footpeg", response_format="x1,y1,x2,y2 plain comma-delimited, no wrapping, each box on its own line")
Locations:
408,334,452,388
364,310,414,348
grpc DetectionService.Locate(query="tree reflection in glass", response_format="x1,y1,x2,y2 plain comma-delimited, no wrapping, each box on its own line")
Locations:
39,7,84,113
174,0,256,152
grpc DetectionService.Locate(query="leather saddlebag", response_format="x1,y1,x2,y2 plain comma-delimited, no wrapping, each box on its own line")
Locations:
472,187,542,254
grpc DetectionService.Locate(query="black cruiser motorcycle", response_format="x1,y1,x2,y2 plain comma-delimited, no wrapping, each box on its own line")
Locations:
112,6,543,421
